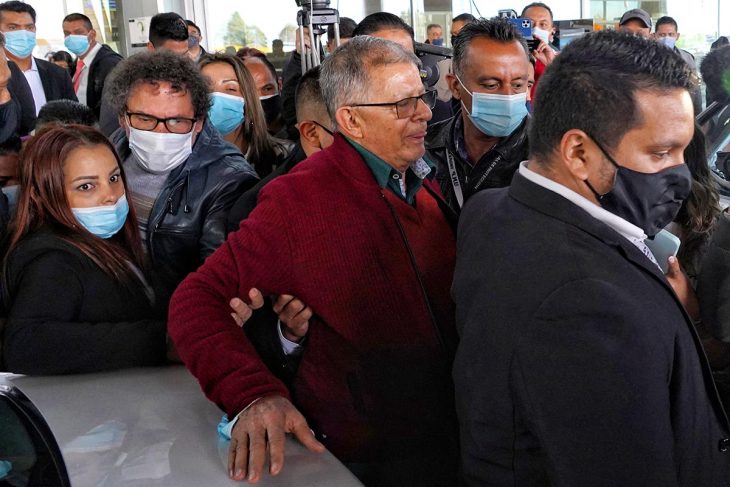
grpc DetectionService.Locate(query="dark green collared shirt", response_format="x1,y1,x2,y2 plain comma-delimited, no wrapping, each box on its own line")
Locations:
346,137,434,204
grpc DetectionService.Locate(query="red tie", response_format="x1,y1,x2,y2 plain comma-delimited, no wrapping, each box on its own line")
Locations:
73,57,85,93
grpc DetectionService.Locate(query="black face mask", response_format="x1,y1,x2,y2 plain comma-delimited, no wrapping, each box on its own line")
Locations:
259,94,282,126
584,139,693,237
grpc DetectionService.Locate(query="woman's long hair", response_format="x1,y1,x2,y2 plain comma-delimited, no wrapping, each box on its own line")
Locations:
676,123,721,275
4,125,147,285
199,53,277,176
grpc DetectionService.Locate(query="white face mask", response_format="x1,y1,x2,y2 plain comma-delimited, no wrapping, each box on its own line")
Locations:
533,27,551,44
128,127,194,173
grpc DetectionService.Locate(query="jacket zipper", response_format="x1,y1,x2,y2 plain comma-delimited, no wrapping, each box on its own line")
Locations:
148,178,187,261
380,190,446,350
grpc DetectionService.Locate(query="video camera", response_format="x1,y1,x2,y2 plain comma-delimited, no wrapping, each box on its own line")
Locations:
295,0,340,74
415,42,451,89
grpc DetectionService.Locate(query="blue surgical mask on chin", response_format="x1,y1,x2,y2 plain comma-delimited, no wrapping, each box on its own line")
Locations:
658,36,677,50
64,34,90,56
457,76,528,137
72,194,129,239
4,30,36,58
208,92,245,136
2,184,18,214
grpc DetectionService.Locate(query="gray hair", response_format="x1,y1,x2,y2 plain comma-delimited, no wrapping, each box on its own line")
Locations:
320,35,421,128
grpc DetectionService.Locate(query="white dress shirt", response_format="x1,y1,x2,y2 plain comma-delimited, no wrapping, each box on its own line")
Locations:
23,57,46,116
519,161,660,268
75,42,102,106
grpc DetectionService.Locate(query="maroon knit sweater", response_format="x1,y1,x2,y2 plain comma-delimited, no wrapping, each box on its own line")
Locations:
168,134,457,462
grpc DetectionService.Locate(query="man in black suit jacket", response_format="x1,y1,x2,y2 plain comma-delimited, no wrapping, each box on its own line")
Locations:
0,32,20,142
453,31,730,486
0,1,76,130
62,12,122,119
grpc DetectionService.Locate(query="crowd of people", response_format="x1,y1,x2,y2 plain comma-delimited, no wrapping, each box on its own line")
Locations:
1,0,730,485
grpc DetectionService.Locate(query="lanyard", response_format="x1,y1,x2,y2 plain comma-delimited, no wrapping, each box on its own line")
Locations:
446,150,464,209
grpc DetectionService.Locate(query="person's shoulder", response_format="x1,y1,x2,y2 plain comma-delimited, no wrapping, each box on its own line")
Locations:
6,230,86,276
95,45,124,64
108,127,128,150
461,186,511,218
679,48,695,59
705,211,730,252
190,125,256,176
35,57,66,76
256,149,340,205
677,48,697,66
425,115,455,149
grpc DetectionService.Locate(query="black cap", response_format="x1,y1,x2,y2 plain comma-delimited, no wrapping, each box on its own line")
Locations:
619,8,652,28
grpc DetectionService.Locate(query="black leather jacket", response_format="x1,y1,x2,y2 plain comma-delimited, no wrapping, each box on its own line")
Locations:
111,121,259,301
425,113,529,213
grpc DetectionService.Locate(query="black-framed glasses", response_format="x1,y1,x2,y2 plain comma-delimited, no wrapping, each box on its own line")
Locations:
311,120,335,136
125,111,197,134
350,90,437,119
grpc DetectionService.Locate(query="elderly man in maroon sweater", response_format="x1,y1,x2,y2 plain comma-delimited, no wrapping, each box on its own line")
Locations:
168,36,458,486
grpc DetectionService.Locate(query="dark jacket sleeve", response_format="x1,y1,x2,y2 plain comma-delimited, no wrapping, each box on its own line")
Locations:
7,61,35,135
243,301,301,387
3,250,167,375
510,279,679,486
698,213,730,342
58,68,77,102
39,59,77,102
281,51,301,131
199,157,259,260
0,98,19,144
88,50,123,119
98,81,120,137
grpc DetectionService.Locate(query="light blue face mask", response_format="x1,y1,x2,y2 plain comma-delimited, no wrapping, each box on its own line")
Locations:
64,34,89,56
457,76,528,137
657,36,676,50
208,92,245,136
4,30,36,58
2,184,18,214
72,194,129,239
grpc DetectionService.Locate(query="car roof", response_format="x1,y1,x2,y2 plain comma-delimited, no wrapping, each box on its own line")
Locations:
0,366,362,486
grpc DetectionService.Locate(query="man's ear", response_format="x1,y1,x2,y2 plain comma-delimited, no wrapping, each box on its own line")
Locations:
335,107,363,140
446,73,461,100
559,129,594,181
298,120,320,147
194,119,204,134
676,32,681,42
146,41,155,51
88,29,97,44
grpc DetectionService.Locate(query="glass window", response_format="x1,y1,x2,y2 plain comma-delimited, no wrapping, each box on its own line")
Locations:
0,393,68,486
195,0,724,58
589,1,720,62
33,0,120,62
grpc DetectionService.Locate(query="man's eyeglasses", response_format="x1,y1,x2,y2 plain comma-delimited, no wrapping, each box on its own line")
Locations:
311,120,335,136
350,90,437,119
125,112,197,134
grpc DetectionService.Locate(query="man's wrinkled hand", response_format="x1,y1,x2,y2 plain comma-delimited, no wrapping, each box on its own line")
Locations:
229,288,265,327
273,295,311,343
228,395,325,483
